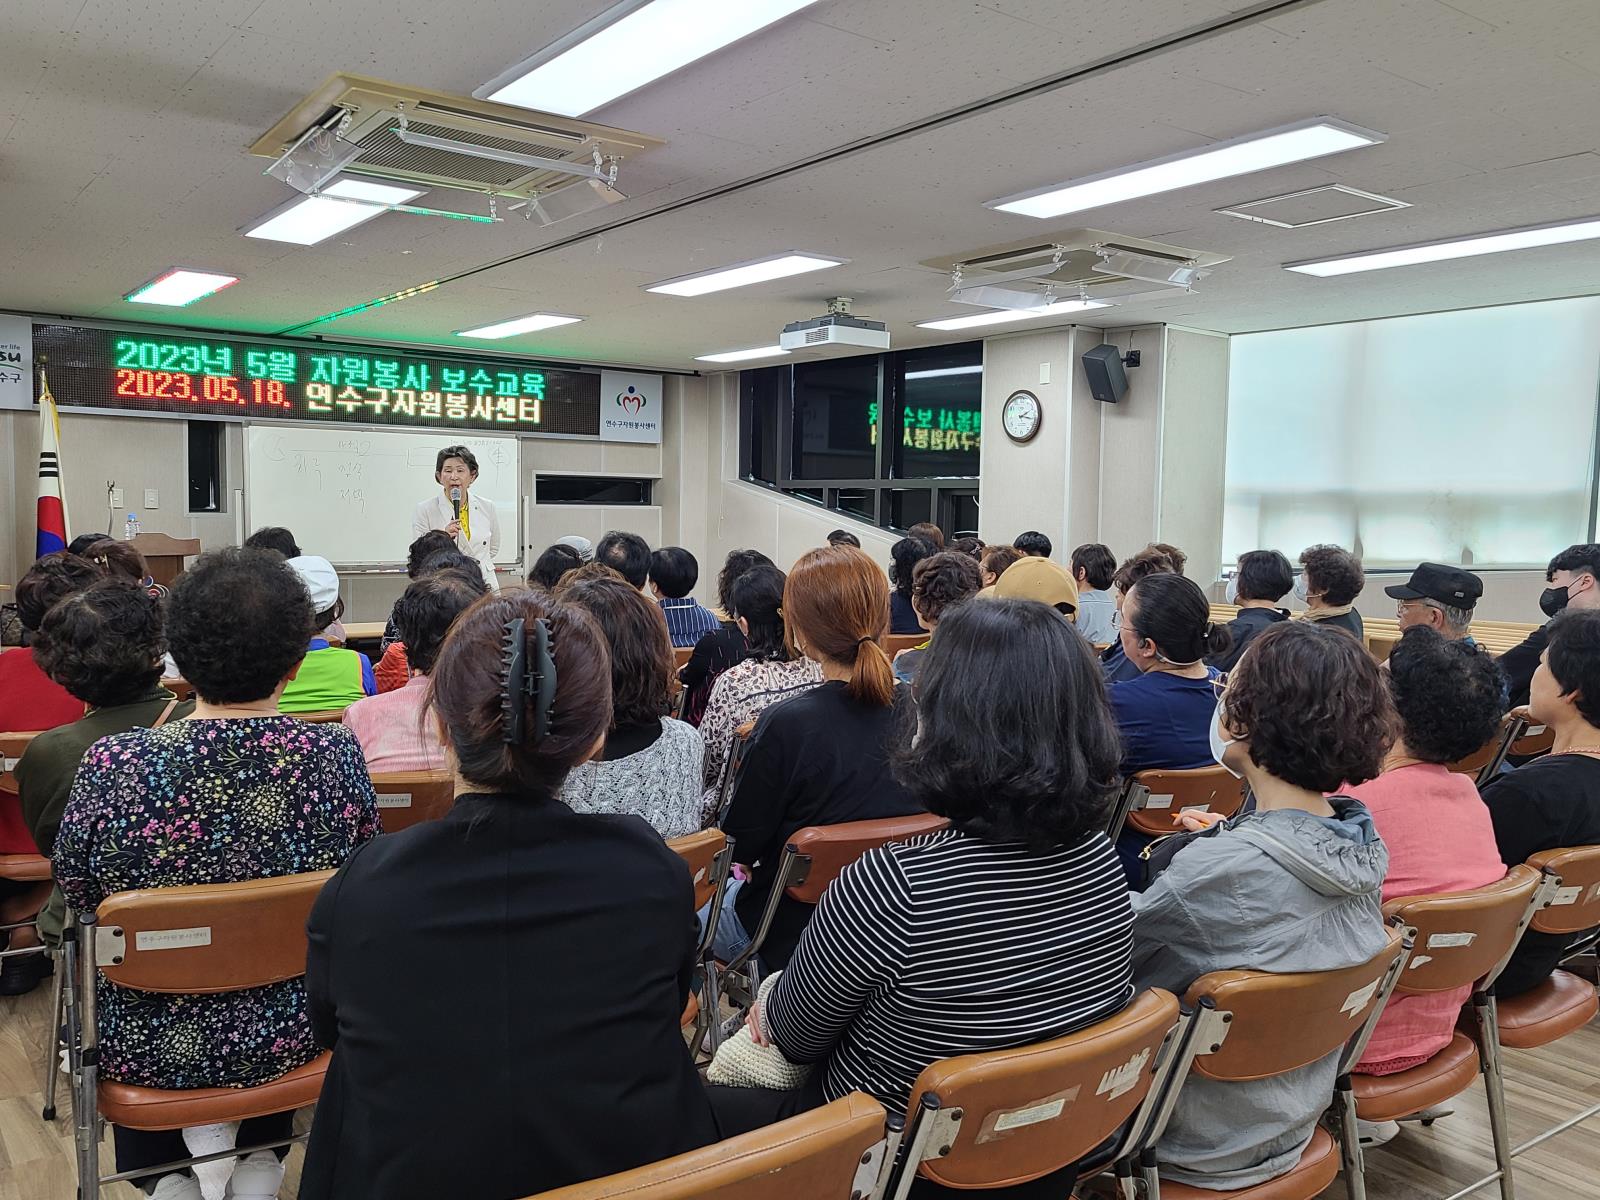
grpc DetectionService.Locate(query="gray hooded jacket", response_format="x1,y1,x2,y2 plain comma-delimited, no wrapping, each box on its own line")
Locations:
1130,797,1389,1190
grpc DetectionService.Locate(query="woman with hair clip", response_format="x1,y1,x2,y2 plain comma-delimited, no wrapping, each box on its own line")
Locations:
716,545,925,970
301,590,718,1200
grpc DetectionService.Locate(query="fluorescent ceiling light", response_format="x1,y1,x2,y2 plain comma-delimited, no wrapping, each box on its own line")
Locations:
1285,215,1600,276
915,298,1111,332
987,118,1386,219
457,313,584,339
125,269,240,307
648,252,846,297
695,345,791,363
905,365,983,379
483,0,822,117
245,179,426,246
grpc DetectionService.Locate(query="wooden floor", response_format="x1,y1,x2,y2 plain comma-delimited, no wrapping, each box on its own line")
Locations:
2,967,1596,1200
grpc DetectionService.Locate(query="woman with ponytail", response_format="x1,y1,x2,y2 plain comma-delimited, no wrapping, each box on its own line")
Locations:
717,545,923,969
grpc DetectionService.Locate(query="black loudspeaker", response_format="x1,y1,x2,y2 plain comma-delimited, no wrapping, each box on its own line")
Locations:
1082,343,1130,403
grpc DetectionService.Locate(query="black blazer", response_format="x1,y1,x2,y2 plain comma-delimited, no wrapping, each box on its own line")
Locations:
300,794,719,1200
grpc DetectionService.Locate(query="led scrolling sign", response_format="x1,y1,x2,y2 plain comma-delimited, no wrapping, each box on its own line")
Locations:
29,323,603,436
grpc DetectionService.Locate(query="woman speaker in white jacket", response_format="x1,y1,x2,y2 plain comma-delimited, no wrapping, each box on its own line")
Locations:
411,445,500,591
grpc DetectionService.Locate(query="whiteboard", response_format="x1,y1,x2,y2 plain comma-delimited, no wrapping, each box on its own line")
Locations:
244,426,522,567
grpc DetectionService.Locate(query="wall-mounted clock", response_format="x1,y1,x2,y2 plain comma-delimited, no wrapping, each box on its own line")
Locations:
1002,389,1042,444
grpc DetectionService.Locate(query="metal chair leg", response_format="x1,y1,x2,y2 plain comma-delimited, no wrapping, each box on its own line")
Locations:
1474,994,1518,1200
42,947,65,1121
701,955,725,1055
1334,1081,1367,1200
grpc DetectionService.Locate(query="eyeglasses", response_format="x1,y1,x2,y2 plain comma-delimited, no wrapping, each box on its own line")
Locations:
1396,599,1442,618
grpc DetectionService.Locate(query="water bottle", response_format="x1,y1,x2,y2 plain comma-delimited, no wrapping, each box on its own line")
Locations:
125,512,141,540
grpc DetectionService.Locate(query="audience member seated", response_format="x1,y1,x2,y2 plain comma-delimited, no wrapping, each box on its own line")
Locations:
950,535,984,560
344,569,487,773
649,545,721,648
1211,549,1293,672
699,564,822,817
707,599,1135,1200
1387,562,1484,644
278,556,376,714
894,551,983,682
718,546,924,969
1147,541,1188,575
558,574,704,839
300,590,718,1200
826,528,861,549
679,549,772,725
990,554,1078,620
1344,626,1507,1145
0,553,101,732
1070,543,1118,645
1131,621,1392,1191
889,535,938,633
66,532,107,556
53,546,379,1200
1500,543,1600,707
597,529,652,589
244,526,302,559
1480,609,1600,997
1012,529,1052,558
15,581,195,987
907,521,946,550
556,533,595,562
81,537,167,599
978,544,1022,593
1100,548,1177,684
1295,543,1367,641
374,531,456,692
527,542,584,591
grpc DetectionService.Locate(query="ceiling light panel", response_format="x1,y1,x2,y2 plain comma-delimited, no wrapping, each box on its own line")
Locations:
915,298,1111,332
124,269,240,307
987,118,1386,220
1285,216,1600,276
244,179,425,246
457,313,584,339
484,0,823,117
695,345,792,363
647,252,846,297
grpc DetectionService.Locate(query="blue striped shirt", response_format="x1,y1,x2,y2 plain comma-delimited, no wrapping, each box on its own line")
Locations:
658,598,722,648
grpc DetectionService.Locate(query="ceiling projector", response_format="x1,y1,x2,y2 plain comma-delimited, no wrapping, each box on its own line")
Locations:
780,298,890,352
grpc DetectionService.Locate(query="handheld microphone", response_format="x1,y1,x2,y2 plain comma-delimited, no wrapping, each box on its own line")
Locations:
449,486,462,521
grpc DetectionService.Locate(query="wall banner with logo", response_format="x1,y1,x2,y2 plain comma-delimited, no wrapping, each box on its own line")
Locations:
598,369,663,444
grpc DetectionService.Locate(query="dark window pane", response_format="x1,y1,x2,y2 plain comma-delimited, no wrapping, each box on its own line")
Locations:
835,488,875,521
894,343,981,479
536,476,653,505
792,357,878,481
187,420,224,513
889,489,932,531
942,491,980,537
790,487,825,506
744,366,782,485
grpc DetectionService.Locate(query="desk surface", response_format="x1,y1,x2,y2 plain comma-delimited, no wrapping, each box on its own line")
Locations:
342,621,387,642
1207,605,1535,660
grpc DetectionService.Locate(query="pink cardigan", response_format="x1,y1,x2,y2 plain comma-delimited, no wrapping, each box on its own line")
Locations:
1346,763,1506,1073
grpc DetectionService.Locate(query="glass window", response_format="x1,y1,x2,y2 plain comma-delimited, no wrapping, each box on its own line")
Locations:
535,476,653,505
186,420,224,513
834,488,875,522
792,357,878,481
894,344,982,479
1222,297,1600,568
942,491,980,537
743,366,783,485
888,489,932,531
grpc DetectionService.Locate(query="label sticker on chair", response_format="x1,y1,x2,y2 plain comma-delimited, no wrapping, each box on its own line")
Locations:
1341,979,1380,1017
135,926,212,951
693,866,708,884
1095,1048,1152,1100
975,1087,1080,1144
1427,932,1476,949
1552,886,1581,906
1,758,17,772
1145,793,1174,810
1409,955,1434,969
1523,725,1547,736
1180,804,1210,814
376,792,414,808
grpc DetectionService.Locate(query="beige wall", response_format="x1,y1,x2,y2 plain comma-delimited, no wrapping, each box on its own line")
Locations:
1155,327,1231,584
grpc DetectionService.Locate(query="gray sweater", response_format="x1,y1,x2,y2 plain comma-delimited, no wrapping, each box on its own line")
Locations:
559,717,705,840
1130,797,1388,1190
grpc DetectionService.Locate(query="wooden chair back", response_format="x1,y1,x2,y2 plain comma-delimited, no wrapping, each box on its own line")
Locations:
287,709,349,724
785,814,949,904
1527,846,1600,935
669,828,731,912
371,771,457,834
0,731,40,796
673,646,694,671
1122,766,1246,838
1382,865,1544,994
881,633,926,658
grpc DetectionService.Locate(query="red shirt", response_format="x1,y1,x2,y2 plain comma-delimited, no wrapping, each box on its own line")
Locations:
0,647,83,732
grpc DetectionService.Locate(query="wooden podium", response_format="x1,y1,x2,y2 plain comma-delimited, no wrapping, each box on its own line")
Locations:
129,533,201,587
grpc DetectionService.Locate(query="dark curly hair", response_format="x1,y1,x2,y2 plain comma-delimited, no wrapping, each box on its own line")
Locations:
890,535,938,599
717,549,775,614
528,543,584,590
1299,544,1365,607
950,536,984,561
1224,622,1393,792
1543,609,1600,727
1386,627,1508,763
394,569,488,676
167,547,313,705
407,530,457,578
80,538,150,584
911,551,983,625
728,564,790,661
16,552,104,632
244,527,301,559
1148,542,1187,575
559,573,673,729
35,579,166,707
892,598,1121,848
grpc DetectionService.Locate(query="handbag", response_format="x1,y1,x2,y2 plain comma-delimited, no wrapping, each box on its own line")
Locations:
705,972,813,1090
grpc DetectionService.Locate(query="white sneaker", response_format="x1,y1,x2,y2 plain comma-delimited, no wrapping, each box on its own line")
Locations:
1357,1118,1401,1148
184,1122,238,1200
223,1151,286,1200
150,1175,203,1200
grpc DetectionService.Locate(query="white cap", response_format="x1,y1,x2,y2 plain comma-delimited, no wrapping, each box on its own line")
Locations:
556,535,595,563
286,554,341,612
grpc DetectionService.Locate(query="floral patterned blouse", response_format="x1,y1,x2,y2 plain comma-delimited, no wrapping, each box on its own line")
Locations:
53,717,380,1090
699,657,824,821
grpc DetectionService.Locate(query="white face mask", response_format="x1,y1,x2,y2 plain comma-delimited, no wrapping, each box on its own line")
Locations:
1209,703,1242,778
1292,574,1311,603
1224,577,1240,605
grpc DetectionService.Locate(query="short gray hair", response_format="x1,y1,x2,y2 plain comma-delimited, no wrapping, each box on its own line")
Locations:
1426,599,1474,634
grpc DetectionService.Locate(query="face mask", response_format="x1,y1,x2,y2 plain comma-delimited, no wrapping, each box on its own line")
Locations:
1292,574,1311,603
1224,577,1240,605
1209,703,1242,778
1540,584,1571,618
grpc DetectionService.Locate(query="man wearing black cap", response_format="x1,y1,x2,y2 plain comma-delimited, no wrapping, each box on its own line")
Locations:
1386,563,1484,646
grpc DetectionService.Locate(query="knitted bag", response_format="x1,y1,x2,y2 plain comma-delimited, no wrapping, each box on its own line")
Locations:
705,973,813,1090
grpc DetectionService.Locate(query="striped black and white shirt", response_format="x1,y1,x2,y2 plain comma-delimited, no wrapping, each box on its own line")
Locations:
764,825,1135,1111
